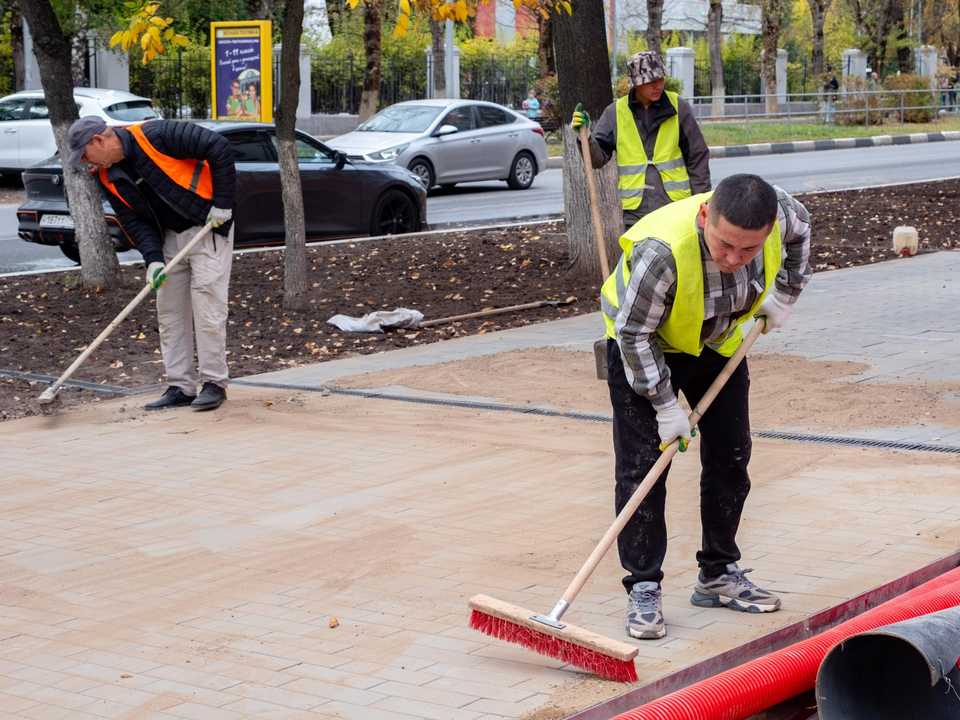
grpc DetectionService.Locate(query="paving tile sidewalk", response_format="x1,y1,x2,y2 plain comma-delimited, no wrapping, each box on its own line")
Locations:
1,252,958,720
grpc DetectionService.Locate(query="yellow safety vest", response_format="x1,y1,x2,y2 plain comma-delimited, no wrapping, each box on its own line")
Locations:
600,193,782,357
616,91,693,211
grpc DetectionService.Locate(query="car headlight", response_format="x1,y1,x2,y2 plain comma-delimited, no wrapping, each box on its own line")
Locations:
371,144,409,161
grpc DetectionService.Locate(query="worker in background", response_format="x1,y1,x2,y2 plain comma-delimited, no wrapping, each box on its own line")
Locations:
66,116,237,412
572,51,711,233
600,174,812,640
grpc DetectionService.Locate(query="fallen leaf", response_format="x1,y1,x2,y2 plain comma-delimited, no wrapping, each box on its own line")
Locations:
329,618,339,628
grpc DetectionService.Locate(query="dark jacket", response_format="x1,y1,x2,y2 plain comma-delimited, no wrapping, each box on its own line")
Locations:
98,120,236,266
584,91,711,226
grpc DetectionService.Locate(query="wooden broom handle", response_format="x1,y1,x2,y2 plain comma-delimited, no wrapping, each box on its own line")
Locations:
40,223,214,399
578,124,611,280
560,319,767,605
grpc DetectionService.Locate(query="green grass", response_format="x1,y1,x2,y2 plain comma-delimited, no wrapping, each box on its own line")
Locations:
700,117,960,146
545,116,960,156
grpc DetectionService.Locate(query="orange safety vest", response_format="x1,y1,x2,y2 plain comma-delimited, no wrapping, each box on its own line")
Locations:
99,122,214,209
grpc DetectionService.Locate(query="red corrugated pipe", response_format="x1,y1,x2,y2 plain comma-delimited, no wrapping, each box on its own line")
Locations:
613,565,960,720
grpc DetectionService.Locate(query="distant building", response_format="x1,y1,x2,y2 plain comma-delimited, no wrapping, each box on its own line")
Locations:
474,0,760,43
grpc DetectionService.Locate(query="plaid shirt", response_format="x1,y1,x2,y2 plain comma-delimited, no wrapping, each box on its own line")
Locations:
614,186,812,409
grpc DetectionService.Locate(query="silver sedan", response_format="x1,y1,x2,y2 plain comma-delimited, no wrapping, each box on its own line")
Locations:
327,98,549,192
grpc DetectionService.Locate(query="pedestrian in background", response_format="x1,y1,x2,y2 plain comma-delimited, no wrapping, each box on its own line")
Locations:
823,66,839,124
522,90,540,120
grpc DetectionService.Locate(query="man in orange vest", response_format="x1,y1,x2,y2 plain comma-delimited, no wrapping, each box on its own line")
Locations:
66,116,236,411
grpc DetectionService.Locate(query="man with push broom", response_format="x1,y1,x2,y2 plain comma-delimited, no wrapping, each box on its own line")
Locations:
66,117,236,411
601,173,812,640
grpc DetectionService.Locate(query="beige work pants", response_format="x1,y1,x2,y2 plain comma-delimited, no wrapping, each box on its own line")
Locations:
158,224,233,394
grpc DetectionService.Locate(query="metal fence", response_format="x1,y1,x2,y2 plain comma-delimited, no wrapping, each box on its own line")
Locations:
310,55,426,115
460,57,537,108
693,58,844,99
129,51,213,119
688,88,944,128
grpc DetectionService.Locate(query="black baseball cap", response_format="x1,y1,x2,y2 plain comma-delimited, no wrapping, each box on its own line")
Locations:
67,116,108,168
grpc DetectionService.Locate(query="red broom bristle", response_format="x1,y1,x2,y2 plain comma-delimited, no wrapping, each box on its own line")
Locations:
469,609,637,683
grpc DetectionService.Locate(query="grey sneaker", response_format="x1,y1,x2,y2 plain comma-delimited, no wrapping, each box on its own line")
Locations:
626,581,665,639
691,563,782,613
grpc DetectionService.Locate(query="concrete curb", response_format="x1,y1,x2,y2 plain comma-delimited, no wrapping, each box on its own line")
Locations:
545,130,960,168
710,130,960,158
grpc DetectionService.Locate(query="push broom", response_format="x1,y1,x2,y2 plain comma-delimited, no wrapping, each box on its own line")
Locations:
37,222,214,415
469,318,767,682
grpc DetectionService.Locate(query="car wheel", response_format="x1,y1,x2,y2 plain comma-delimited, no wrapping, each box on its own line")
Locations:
407,158,434,190
59,243,81,264
371,190,421,236
507,152,536,190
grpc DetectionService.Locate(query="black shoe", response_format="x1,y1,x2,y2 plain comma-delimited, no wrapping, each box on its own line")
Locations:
191,382,226,411
144,386,196,411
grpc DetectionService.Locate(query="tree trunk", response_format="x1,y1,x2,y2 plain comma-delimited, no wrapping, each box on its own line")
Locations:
10,0,26,91
761,0,782,114
429,17,445,98
645,0,663,58
537,11,555,80
808,0,830,79
358,0,381,123
867,0,897,74
892,0,912,74
245,0,275,21
277,0,309,311
71,4,88,87
20,0,120,289
707,0,725,117
554,0,621,280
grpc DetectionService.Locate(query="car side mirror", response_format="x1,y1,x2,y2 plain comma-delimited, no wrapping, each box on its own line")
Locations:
335,151,346,170
435,124,458,137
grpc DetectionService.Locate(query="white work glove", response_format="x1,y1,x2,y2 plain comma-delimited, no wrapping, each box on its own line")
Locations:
656,399,693,452
207,207,232,228
146,261,166,290
755,292,793,334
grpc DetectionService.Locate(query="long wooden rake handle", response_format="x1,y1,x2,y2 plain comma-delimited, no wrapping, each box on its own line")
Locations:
559,318,766,606
577,124,611,280
38,222,214,404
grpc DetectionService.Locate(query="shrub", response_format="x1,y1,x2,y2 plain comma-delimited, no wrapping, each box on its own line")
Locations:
882,73,937,122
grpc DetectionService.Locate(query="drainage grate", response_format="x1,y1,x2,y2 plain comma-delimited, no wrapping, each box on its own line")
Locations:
6,368,956,455
232,379,960,455
0,369,163,396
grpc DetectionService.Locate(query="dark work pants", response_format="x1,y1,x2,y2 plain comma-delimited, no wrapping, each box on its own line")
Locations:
607,340,753,592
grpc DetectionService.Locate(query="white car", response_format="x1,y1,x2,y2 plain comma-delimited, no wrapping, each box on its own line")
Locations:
0,88,158,176
328,99,549,192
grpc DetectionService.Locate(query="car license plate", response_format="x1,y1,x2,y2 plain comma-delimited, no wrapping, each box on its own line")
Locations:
39,214,75,229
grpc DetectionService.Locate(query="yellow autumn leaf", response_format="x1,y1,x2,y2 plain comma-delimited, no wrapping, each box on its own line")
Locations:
145,4,158,15
174,34,189,47
110,30,123,47
147,25,161,39
400,0,410,12
539,6,548,16
141,33,152,50
393,23,407,38
398,12,410,28
133,20,146,35
164,28,174,40
455,0,467,22
513,0,521,7
165,16,173,23
347,0,359,7
562,1,572,13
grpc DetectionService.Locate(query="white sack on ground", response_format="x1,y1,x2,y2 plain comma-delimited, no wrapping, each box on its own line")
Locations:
327,308,425,333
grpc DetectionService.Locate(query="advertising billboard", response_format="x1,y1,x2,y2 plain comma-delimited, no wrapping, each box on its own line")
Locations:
210,21,273,123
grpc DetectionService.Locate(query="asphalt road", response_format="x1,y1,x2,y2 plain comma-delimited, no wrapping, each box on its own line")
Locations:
3,140,959,275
